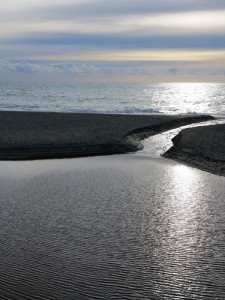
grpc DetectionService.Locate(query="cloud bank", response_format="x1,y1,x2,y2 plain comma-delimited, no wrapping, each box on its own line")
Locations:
0,0,224,82
0,60,224,83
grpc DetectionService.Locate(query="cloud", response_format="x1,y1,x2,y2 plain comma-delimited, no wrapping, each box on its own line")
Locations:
0,0,224,80
0,61,104,74
2,0,225,20
3,34,225,59
0,60,225,82
1,10,225,41
26,49,225,62
169,68,178,75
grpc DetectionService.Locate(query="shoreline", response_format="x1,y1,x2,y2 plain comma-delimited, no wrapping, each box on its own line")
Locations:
0,111,213,161
163,123,225,176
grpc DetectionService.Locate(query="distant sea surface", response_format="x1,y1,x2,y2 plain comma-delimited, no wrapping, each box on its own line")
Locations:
0,82,225,115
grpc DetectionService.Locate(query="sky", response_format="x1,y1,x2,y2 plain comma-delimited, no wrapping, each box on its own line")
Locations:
0,0,225,83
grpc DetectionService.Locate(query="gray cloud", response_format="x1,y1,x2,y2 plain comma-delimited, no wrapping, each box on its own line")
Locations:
21,0,225,20
169,68,178,75
5,34,225,50
1,60,224,81
0,61,105,74
1,0,225,23
0,0,225,63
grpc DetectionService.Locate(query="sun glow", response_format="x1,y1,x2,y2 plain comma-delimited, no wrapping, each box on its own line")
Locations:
27,49,225,62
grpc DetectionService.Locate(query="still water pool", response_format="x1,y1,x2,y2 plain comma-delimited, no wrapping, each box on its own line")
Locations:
0,153,225,299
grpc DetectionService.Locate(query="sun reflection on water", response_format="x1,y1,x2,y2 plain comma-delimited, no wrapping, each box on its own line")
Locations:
172,164,197,192
145,82,224,114
168,83,210,112
153,163,211,295
169,164,200,233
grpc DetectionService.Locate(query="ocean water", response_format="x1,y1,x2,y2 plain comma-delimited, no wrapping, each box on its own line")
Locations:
0,82,225,115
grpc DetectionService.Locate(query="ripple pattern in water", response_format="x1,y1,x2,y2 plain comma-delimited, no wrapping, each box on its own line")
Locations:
1,155,225,299
0,82,225,115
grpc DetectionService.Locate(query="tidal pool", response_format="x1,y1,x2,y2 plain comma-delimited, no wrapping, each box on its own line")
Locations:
0,153,225,299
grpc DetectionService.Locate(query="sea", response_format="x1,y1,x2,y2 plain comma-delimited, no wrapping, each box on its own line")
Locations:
0,82,225,115
1,82,225,299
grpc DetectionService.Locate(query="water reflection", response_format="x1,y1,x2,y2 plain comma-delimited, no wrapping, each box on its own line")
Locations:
141,118,225,157
145,82,225,115
152,162,224,298
149,164,200,297
167,164,201,255
0,155,225,299
171,164,198,199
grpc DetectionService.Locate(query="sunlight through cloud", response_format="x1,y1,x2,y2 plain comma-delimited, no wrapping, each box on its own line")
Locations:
31,50,225,62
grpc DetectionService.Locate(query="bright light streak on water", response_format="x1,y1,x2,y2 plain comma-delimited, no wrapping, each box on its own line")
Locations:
0,82,225,115
141,119,225,157
146,82,214,115
0,155,225,299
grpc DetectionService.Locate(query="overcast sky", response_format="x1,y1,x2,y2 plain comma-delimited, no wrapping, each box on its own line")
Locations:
0,0,225,82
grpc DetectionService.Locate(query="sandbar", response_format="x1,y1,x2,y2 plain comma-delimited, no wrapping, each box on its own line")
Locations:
0,111,213,160
163,123,225,176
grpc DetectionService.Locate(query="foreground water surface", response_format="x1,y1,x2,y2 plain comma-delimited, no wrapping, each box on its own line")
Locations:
1,153,225,299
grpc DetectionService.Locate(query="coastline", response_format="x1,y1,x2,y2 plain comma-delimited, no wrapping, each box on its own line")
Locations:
163,123,225,176
0,111,213,160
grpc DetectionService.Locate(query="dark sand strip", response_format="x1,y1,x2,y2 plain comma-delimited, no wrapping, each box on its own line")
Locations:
163,123,225,176
0,111,213,160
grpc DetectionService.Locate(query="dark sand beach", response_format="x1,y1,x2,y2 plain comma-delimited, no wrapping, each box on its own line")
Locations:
0,111,213,160
163,123,225,176
1,111,225,176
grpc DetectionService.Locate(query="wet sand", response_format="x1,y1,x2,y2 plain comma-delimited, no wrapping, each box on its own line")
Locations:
0,111,212,160
163,123,225,176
